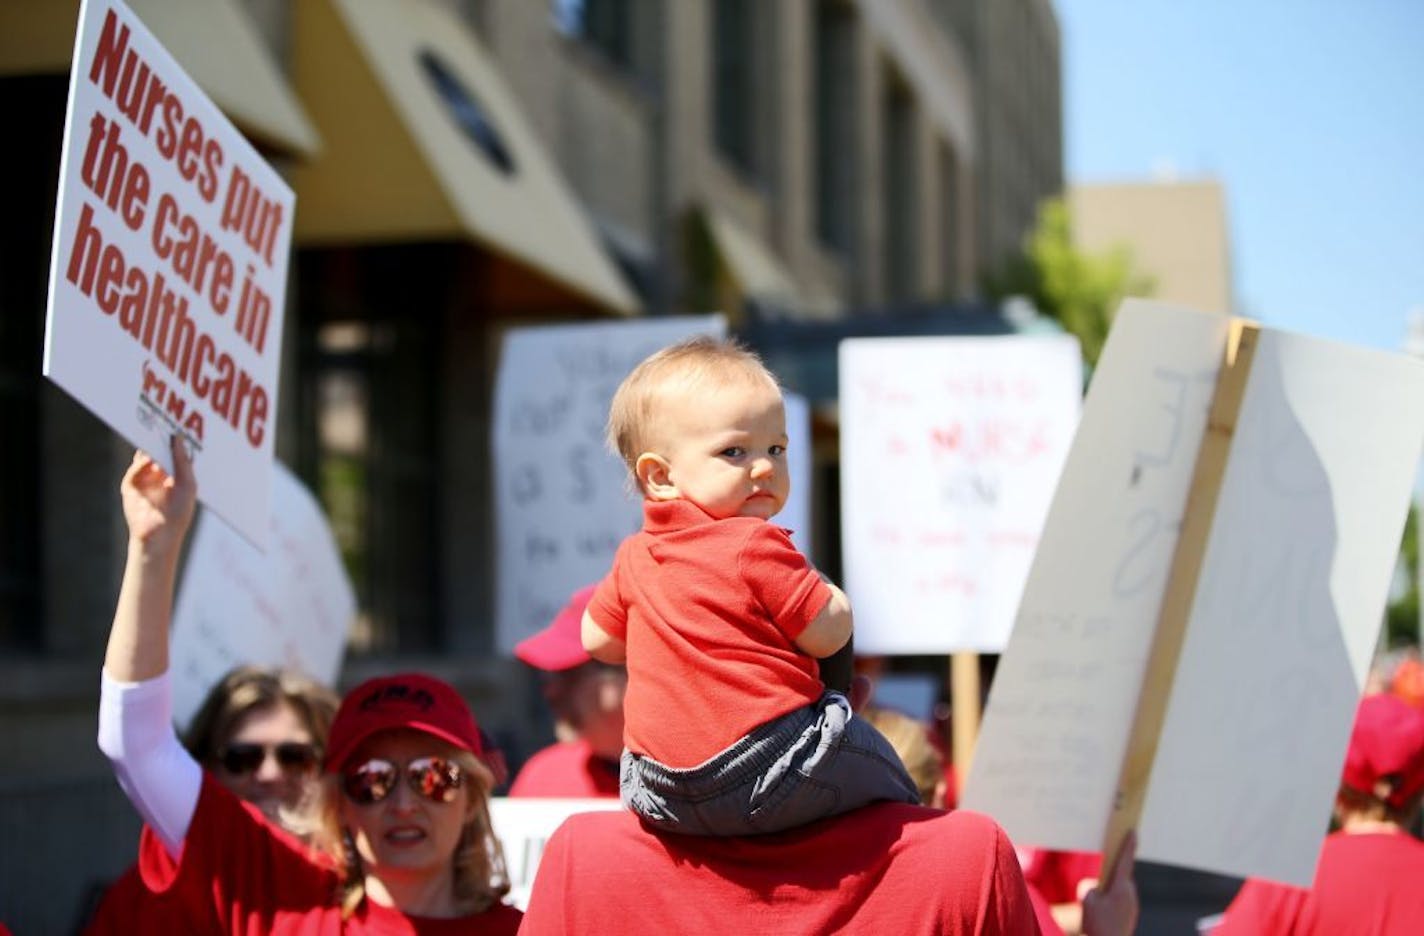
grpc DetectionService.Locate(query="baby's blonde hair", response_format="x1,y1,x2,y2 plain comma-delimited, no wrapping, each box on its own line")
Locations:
607,336,780,481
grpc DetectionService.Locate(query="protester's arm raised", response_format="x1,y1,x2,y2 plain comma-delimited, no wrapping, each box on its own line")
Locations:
99,437,203,857
105,437,197,682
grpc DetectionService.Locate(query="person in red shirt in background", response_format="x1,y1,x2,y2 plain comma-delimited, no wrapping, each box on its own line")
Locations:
1213,692,1424,935
1020,847,1104,936
508,584,624,798
83,665,338,934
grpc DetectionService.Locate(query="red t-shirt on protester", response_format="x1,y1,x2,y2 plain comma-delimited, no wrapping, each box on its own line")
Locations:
1027,883,1067,936
83,865,170,936
507,739,620,798
1214,831,1424,935
521,802,1043,935
588,499,831,767
86,798,330,935
1021,847,1103,906
130,774,522,935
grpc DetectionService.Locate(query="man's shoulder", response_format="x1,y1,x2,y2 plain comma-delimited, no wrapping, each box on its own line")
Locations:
555,802,1004,862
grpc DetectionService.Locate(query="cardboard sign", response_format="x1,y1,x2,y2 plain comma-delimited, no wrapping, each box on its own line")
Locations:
838,335,1082,653
962,301,1424,886
780,390,814,558
170,462,353,728
44,0,294,546
492,316,726,653
487,797,624,910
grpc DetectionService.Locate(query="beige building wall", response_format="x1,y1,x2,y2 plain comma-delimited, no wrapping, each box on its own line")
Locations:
1070,179,1235,316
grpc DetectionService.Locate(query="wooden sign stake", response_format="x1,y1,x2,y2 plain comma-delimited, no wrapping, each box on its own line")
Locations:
1101,318,1260,870
952,651,981,797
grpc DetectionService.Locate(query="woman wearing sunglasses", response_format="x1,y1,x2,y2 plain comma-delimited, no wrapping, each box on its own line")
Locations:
97,438,521,934
85,665,338,934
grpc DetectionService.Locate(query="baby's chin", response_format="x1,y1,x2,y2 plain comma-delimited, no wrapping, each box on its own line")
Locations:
737,498,783,520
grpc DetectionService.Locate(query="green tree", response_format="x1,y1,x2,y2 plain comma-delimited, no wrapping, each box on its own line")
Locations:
1387,504,1420,648
984,197,1155,365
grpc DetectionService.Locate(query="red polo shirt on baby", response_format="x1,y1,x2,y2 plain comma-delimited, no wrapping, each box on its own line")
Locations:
588,499,832,767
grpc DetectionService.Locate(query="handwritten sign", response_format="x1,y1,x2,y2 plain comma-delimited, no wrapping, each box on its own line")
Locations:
963,300,1424,886
170,462,353,729
492,316,725,653
488,797,624,910
44,0,293,546
838,335,1082,652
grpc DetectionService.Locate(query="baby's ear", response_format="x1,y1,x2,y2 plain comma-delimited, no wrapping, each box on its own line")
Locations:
635,453,677,500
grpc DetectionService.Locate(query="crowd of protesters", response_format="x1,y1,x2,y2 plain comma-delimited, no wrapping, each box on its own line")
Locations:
73,336,1424,935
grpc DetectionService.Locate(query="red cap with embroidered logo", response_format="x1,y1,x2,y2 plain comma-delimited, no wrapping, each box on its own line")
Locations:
514,584,597,672
325,673,483,771
1341,693,1424,810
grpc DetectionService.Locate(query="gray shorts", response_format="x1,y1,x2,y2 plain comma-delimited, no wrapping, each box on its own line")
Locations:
620,691,921,836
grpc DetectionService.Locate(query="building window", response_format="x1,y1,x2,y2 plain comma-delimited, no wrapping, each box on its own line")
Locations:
882,72,917,304
814,0,857,256
0,75,66,645
939,139,960,298
0,285,42,647
299,248,443,654
712,0,757,179
555,0,634,70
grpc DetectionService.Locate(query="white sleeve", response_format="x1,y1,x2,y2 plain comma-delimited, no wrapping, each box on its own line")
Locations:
97,669,203,859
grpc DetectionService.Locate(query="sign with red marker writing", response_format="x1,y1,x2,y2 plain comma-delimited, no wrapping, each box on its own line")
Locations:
839,334,1082,653
43,0,293,547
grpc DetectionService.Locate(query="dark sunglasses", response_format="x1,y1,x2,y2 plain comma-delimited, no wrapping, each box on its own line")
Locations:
342,756,465,806
216,742,320,776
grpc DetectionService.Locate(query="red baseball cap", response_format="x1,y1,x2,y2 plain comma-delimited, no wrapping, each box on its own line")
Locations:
325,673,483,772
514,584,597,672
1340,693,1424,810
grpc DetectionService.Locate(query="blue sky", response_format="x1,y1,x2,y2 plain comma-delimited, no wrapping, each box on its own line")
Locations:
1056,0,1424,353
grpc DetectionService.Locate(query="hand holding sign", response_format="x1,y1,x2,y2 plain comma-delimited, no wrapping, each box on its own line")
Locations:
964,301,1424,886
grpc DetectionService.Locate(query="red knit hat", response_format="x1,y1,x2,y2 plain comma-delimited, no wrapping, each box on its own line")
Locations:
325,673,483,772
513,584,597,672
1340,693,1424,810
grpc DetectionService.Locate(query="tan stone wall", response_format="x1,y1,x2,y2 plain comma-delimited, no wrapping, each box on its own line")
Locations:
1070,180,1234,316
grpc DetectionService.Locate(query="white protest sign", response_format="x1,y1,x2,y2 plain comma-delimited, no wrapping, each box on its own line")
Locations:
781,390,814,558
487,797,624,910
963,301,1424,886
44,0,293,547
839,335,1082,653
170,462,353,728
492,316,725,653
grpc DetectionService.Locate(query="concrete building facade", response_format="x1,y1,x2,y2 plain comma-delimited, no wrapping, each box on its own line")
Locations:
931,0,1064,274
